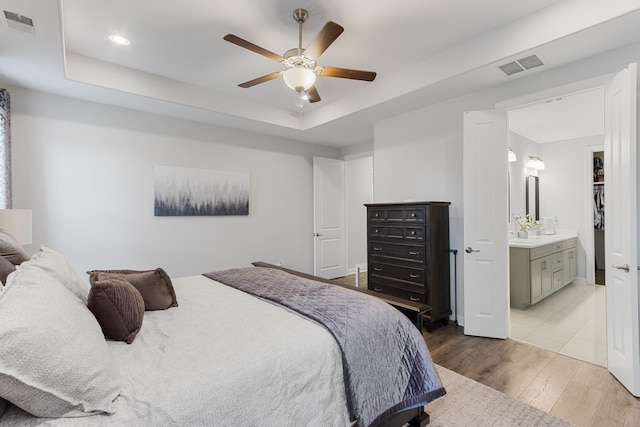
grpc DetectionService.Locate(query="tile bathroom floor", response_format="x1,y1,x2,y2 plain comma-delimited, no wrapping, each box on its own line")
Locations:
510,282,607,367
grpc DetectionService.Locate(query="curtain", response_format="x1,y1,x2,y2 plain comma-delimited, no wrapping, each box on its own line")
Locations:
0,89,10,209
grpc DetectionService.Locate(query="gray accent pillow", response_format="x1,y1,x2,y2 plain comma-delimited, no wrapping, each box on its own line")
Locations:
87,268,177,311
29,246,89,303
88,278,145,344
0,256,15,285
0,229,29,265
0,263,121,417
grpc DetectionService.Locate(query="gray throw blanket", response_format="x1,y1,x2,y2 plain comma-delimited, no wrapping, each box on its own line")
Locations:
204,267,445,427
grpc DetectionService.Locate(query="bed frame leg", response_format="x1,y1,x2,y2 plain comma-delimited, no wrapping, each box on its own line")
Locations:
408,409,430,427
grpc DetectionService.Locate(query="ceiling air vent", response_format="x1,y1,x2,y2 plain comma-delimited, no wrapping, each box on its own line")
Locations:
499,54,544,76
3,10,35,35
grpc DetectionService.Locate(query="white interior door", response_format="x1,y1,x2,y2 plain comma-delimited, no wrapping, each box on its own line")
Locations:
604,63,640,396
313,157,346,279
463,110,509,338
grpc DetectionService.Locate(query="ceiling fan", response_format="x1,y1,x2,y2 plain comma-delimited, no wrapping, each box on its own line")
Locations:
223,8,376,105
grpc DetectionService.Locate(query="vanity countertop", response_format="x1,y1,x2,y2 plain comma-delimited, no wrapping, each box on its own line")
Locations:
509,229,578,248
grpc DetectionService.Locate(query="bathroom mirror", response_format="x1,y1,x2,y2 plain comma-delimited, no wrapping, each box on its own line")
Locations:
526,175,539,220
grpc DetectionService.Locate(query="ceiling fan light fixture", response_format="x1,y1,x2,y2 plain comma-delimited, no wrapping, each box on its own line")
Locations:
283,67,316,92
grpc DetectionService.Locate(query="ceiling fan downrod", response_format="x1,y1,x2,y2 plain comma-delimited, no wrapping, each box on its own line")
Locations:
292,9,308,50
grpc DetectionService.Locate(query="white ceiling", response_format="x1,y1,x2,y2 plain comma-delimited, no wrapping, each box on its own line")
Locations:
509,89,605,144
1,0,639,147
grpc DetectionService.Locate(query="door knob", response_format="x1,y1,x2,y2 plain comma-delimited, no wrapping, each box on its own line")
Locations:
612,263,630,272
465,247,480,253
313,233,322,237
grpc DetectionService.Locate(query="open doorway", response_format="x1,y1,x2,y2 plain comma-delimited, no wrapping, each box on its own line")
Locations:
593,150,605,285
506,88,607,367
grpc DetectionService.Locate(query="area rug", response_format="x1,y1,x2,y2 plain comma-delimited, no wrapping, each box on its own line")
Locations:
425,366,576,426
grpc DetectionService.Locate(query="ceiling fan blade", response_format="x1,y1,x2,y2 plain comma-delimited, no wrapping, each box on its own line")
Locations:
305,86,321,103
223,34,283,62
318,66,377,81
303,21,344,60
238,72,282,88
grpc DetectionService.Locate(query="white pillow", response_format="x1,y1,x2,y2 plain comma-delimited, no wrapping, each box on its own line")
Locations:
0,263,121,417
28,245,89,303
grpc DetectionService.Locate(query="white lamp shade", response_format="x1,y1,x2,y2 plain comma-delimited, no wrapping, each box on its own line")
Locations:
0,209,32,244
508,147,517,162
283,68,316,92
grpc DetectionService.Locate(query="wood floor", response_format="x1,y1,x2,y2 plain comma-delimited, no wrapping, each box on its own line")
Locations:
424,325,640,426
332,273,640,427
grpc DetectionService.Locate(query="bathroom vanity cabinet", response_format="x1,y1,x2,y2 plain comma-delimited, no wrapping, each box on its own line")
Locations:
509,235,577,309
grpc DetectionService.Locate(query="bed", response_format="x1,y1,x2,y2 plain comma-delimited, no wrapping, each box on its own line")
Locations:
0,243,445,426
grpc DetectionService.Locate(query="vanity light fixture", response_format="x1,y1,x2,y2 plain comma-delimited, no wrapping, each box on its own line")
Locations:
108,34,131,46
508,147,517,162
526,156,545,170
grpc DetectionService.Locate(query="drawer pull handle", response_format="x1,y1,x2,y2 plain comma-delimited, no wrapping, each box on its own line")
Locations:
374,267,383,272
409,251,420,255
411,213,416,217
374,213,380,217
374,229,379,233
409,296,420,302
410,231,416,235
409,274,420,279
373,247,383,251
373,287,382,292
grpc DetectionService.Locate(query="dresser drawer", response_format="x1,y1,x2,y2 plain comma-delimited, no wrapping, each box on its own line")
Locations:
369,242,426,264
368,206,426,223
369,225,425,241
369,280,426,303
369,209,387,221
387,207,425,223
370,262,426,285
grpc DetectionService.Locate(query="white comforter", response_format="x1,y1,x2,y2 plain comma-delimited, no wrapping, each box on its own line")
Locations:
1,275,352,426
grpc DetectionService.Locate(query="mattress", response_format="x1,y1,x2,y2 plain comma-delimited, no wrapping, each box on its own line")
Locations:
0,275,352,426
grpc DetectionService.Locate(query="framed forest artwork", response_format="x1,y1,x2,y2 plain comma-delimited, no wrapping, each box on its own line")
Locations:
154,165,249,216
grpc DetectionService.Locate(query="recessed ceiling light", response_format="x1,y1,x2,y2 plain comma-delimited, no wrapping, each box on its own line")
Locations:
108,34,131,46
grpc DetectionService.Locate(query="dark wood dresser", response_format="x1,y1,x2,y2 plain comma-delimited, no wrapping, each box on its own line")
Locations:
365,201,451,331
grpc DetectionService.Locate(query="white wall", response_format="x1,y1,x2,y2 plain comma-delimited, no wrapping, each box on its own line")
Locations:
539,135,604,282
344,153,373,276
9,85,339,279
372,41,640,325
374,101,463,321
